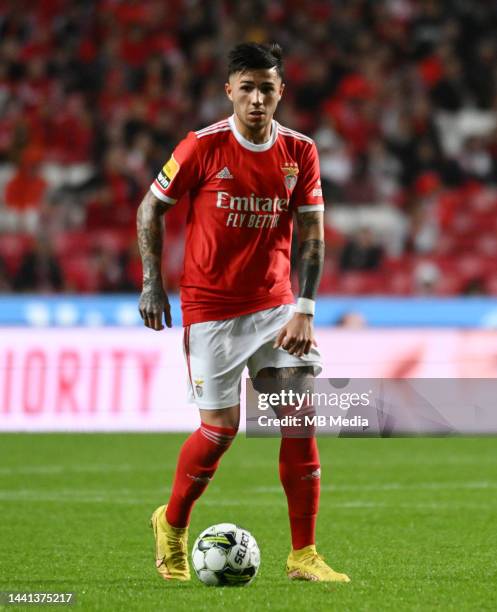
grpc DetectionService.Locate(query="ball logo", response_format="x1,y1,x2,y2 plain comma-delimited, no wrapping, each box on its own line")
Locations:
234,531,249,565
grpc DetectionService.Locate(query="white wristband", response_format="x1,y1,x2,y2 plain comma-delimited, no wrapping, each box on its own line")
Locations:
295,297,315,316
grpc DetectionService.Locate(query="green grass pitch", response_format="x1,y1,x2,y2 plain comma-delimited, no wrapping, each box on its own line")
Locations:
1,434,496,611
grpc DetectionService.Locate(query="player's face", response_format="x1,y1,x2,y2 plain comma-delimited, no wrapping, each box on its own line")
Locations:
225,68,284,133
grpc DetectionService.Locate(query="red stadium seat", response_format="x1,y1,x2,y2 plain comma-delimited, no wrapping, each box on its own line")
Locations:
0,234,34,275
60,254,99,292
91,229,133,254
53,231,92,258
486,275,497,296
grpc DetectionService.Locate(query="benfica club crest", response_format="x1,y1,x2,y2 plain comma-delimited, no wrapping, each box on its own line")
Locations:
194,378,204,397
281,162,299,191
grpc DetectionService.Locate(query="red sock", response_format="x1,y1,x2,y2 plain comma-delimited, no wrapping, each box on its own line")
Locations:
165,422,237,527
279,437,320,550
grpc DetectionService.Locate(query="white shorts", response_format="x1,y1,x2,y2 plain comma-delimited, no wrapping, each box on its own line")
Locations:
183,304,322,410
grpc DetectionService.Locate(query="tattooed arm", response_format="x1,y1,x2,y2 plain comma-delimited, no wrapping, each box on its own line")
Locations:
274,211,324,356
296,211,324,300
137,190,174,330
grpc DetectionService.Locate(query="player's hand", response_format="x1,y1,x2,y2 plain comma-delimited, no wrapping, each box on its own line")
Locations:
139,280,172,330
273,313,317,357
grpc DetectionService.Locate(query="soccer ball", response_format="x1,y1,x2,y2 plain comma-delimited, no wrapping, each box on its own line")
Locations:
191,523,260,586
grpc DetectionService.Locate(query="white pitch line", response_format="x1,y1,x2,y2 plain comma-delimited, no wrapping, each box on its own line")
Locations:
0,464,174,475
0,480,496,500
0,493,495,511
0,487,164,497
1,454,494,475
0,465,134,475
0,491,494,510
253,481,497,493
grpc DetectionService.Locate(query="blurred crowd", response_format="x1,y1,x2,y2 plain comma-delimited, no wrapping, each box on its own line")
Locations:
1,0,497,295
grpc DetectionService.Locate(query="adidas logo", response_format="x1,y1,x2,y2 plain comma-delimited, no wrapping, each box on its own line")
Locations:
187,473,212,483
216,166,234,179
301,468,321,481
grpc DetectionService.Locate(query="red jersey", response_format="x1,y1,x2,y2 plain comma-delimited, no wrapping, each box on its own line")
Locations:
150,115,324,326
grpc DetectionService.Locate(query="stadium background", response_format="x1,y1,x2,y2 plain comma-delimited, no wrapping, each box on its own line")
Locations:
1,0,497,430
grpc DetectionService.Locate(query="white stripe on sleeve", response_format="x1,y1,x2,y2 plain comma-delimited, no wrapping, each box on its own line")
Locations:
150,183,177,204
297,204,324,213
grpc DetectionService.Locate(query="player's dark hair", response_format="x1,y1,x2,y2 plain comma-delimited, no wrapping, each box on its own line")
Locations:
228,42,284,79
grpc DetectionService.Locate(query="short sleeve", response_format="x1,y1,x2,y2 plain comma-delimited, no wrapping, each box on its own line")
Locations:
150,132,201,204
291,141,325,214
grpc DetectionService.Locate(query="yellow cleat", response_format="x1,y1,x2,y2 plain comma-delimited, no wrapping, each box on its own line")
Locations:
150,504,191,581
286,545,350,583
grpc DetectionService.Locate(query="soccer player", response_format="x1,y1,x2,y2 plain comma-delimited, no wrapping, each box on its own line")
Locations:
137,42,350,583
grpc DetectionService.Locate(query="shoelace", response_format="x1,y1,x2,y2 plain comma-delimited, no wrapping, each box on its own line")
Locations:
295,552,333,576
308,553,327,568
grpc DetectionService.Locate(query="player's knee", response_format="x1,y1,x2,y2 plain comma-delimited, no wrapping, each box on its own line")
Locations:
214,419,239,435
204,416,240,431
200,405,240,431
